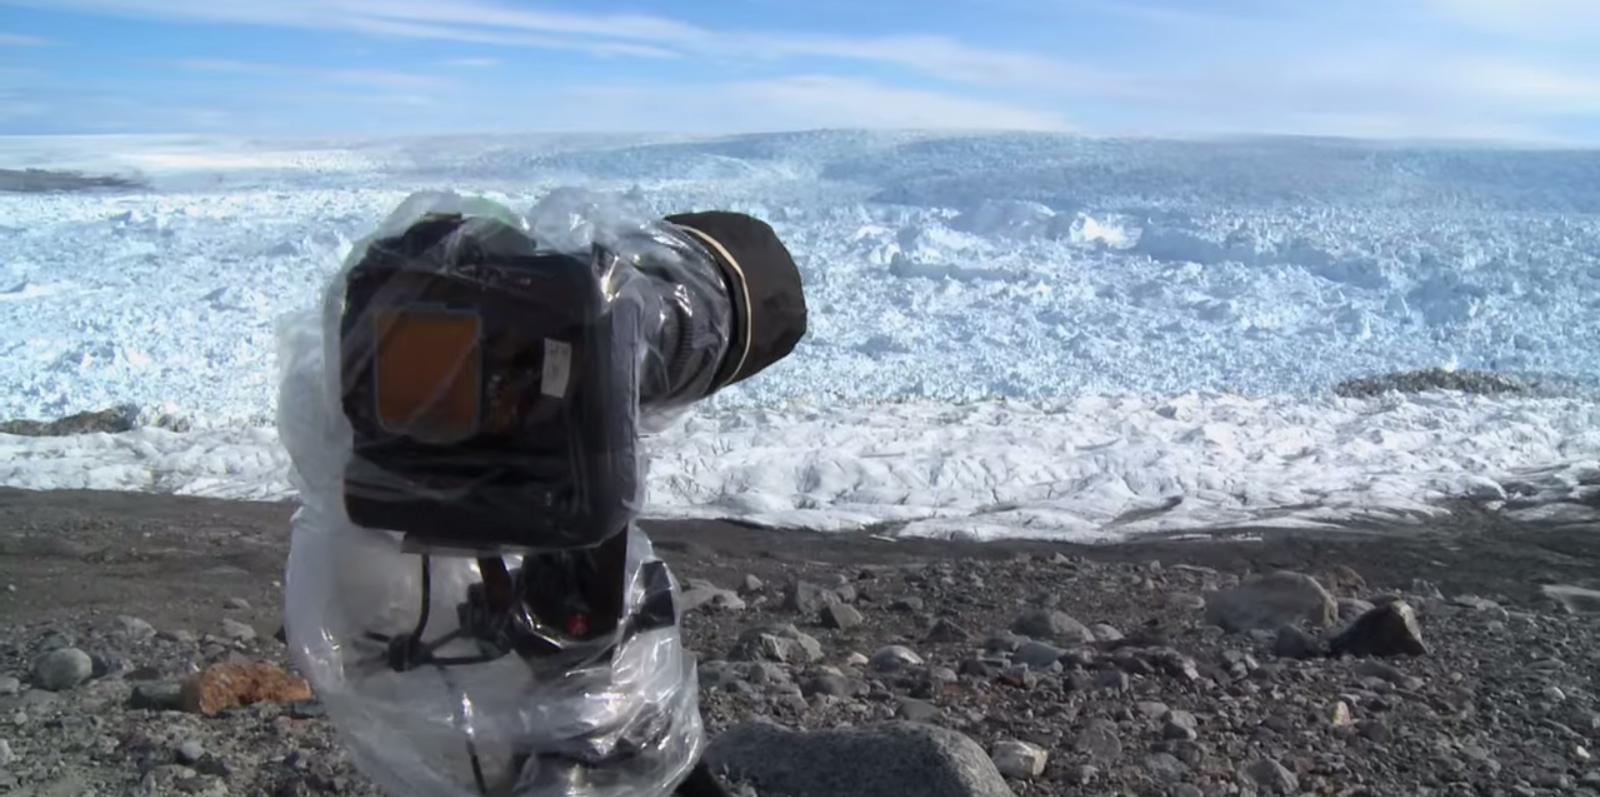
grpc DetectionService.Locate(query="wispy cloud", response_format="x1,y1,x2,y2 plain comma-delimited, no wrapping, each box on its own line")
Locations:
742,33,1137,95
1413,0,1600,37
174,58,454,99
1278,111,1563,144
1450,60,1600,111
561,75,1074,132
3,0,1599,141
174,58,287,75
326,69,451,91
0,31,52,46
0,0,1115,94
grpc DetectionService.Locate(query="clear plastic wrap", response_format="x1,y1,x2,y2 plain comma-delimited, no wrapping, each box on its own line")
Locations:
521,187,736,434
320,187,735,555
275,189,717,797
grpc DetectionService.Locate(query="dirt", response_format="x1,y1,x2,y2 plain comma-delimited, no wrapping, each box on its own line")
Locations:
1,486,1598,797
2,486,1595,636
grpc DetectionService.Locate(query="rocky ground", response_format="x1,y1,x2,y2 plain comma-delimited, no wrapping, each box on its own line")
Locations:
0,486,1597,797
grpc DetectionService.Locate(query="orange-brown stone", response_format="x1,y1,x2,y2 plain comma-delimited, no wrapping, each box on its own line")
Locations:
179,662,313,716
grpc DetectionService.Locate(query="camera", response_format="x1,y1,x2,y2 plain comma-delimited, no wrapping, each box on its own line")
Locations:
277,191,806,797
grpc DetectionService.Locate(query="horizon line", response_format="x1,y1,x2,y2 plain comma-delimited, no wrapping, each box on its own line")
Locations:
1,126,1597,152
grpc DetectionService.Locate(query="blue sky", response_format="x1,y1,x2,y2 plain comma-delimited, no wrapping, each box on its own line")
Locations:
1,0,1598,142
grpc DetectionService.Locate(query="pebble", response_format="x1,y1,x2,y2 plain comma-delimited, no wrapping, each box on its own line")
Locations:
1136,701,1171,719
1272,625,1321,659
177,739,206,764
1144,752,1189,783
220,618,257,641
895,698,940,722
1012,640,1067,669
1245,757,1300,794
0,540,1592,797
1327,700,1353,727
131,681,185,710
1076,718,1122,764
31,647,93,691
868,645,923,672
1096,670,1130,692
1162,710,1199,740
990,740,1047,779
783,581,841,614
820,603,863,629
1353,659,1407,685
924,618,971,643
1070,764,1100,786
1011,609,1096,645
1357,719,1390,742
889,596,925,613
117,615,157,640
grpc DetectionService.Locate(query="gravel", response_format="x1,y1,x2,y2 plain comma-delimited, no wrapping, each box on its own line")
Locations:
2,544,1597,797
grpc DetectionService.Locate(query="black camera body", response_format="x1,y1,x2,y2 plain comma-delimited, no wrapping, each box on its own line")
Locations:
331,205,806,660
338,212,643,555
308,200,807,796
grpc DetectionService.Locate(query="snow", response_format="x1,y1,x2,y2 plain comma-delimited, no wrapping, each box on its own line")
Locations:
2,130,1599,542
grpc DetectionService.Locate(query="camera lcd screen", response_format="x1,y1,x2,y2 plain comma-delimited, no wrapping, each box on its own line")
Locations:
372,307,483,444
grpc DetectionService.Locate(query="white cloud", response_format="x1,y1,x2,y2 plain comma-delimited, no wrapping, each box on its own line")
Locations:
326,69,452,91
1242,111,1566,145
1415,0,1600,35
0,0,1116,94
0,31,52,46
170,59,456,106
1449,61,1600,110
4,0,1598,141
558,75,1073,132
174,58,288,75
742,33,1138,95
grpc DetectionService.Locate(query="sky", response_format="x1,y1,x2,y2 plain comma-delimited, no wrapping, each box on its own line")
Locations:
0,0,1598,143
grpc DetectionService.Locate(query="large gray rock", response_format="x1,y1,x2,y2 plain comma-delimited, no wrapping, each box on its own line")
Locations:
32,647,93,692
728,624,824,664
1010,609,1095,645
704,720,1017,797
1203,571,1336,632
1328,600,1428,658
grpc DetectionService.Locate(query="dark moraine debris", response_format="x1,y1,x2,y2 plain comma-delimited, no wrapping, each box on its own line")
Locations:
0,405,190,436
0,405,142,437
0,168,148,193
1333,368,1526,398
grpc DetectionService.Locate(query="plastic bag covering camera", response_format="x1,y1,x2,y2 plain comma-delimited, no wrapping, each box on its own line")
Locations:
275,189,728,797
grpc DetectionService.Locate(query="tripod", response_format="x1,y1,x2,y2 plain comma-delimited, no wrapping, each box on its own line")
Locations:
353,530,734,797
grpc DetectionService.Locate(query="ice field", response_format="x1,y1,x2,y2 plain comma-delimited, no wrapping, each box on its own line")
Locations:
2,130,1599,542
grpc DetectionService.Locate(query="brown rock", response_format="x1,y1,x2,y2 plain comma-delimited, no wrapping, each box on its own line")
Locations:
179,662,313,716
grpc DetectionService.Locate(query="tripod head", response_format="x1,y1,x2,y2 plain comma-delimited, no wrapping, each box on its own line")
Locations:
275,189,806,797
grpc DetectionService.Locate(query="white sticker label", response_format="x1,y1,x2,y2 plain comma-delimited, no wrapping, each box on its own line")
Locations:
542,339,572,398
